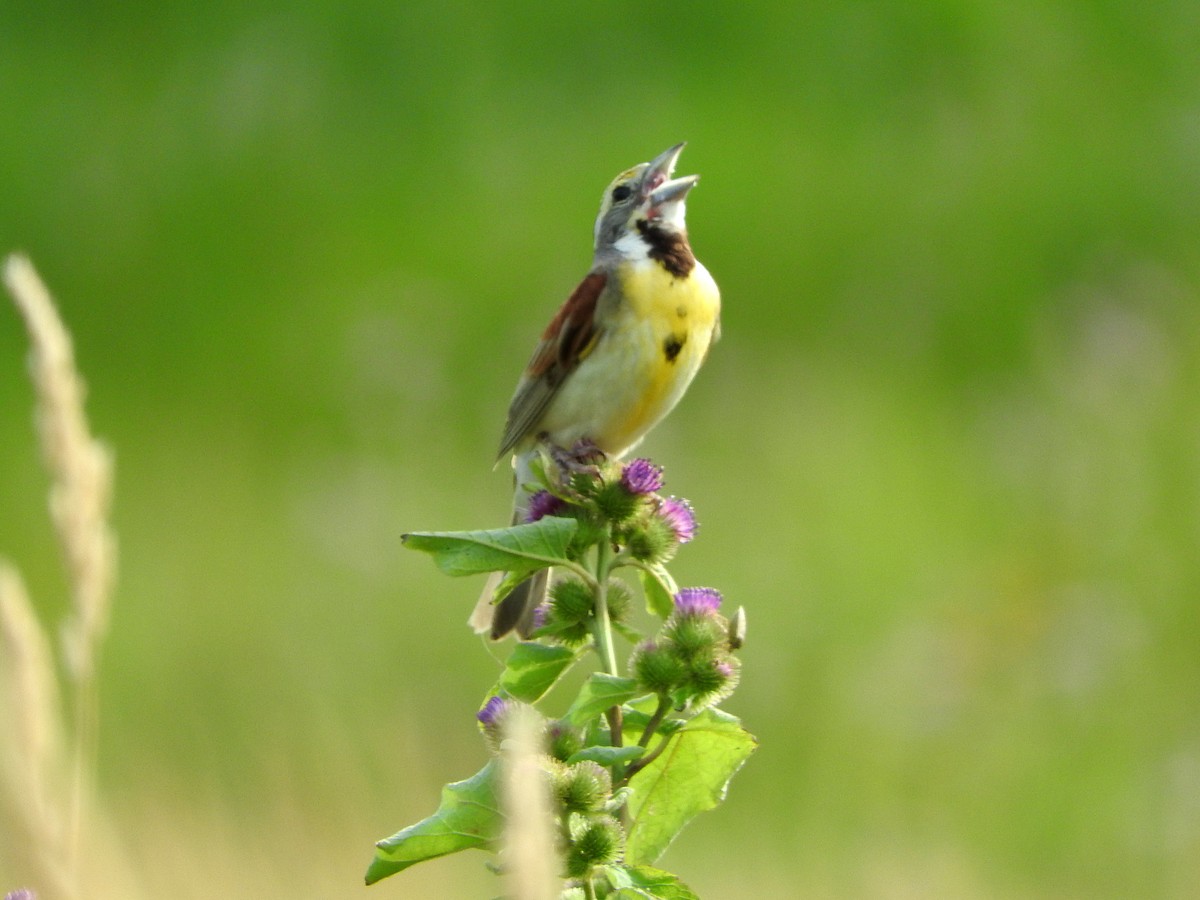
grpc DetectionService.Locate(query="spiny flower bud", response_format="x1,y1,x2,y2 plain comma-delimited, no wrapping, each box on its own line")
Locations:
593,479,642,523
604,579,633,624
631,640,687,695
565,815,624,877
547,721,584,762
550,579,593,624
664,613,726,663
625,512,678,564
542,579,594,646
556,761,612,814
544,621,592,649
682,655,741,709
569,471,601,498
687,655,736,696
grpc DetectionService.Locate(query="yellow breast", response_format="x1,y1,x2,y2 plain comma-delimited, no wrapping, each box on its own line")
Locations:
533,256,720,457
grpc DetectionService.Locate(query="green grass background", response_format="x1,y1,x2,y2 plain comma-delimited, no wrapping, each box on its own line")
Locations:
2,2,1199,897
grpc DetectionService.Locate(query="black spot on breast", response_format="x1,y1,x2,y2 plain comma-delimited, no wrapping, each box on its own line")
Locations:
663,333,686,363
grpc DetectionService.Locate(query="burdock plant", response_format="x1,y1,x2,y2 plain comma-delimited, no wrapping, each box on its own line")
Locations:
366,448,756,898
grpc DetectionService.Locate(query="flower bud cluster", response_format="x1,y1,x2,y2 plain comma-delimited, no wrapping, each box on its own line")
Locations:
565,813,624,878
630,587,742,710
523,444,698,568
476,697,626,882
547,741,626,879
537,577,633,648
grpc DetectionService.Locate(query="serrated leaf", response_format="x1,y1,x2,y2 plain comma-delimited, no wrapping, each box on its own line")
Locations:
639,564,677,618
606,864,700,900
365,761,501,884
497,642,578,703
566,744,646,766
564,673,643,726
402,517,578,578
625,708,757,865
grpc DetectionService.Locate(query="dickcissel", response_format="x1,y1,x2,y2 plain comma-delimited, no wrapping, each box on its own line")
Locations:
474,142,721,639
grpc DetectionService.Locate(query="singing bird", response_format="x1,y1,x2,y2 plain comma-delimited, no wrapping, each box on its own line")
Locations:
476,143,721,639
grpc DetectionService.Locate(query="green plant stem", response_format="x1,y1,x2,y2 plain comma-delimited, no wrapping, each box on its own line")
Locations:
590,531,625,773
624,731,673,782
590,533,619,678
637,694,671,749
583,875,598,900
625,697,677,784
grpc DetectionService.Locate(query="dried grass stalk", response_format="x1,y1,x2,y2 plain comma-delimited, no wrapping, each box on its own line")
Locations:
501,706,559,900
4,253,117,683
3,253,119,899
0,564,64,810
0,563,71,897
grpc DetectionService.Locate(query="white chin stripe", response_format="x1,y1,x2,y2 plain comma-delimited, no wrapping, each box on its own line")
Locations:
614,230,651,260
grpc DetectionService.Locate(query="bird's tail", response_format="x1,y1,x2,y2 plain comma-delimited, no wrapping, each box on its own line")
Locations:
468,450,550,639
488,567,549,639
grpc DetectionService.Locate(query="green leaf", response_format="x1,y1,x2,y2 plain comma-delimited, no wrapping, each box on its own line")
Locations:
604,864,700,899
402,517,578,578
566,744,646,766
565,673,643,727
365,761,501,884
497,642,578,703
638,564,677,618
625,708,757,865
613,620,643,645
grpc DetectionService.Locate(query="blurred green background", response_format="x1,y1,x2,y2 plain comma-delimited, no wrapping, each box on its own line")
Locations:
3,2,1199,897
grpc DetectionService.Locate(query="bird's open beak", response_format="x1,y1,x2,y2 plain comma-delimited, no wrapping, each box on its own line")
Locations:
644,142,699,206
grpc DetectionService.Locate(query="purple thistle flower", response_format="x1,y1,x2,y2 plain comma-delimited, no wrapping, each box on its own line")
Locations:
530,603,549,631
657,496,697,543
620,458,664,495
674,587,723,616
477,696,510,728
525,490,565,523
5,892,37,900
715,660,735,678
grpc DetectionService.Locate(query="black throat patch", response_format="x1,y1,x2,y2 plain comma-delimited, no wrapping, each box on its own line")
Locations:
636,220,696,278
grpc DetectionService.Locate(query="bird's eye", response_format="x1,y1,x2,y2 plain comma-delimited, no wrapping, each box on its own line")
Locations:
611,184,633,203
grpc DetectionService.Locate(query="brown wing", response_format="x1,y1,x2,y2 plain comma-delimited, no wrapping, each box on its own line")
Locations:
496,271,607,460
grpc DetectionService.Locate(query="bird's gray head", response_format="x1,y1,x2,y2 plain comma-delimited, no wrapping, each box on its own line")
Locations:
592,142,700,252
